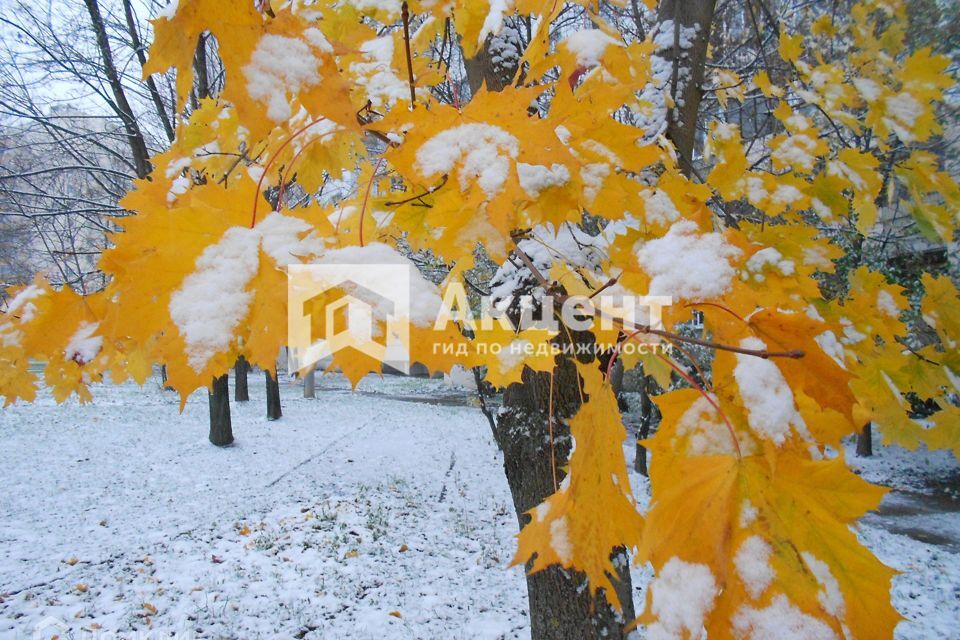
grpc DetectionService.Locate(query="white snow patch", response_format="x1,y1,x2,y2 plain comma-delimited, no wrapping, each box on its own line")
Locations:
827,159,866,190
170,227,260,371
771,184,804,206
64,322,103,365
157,0,179,20
169,213,337,371
580,163,610,202
167,174,191,204
244,35,323,122
801,551,845,617
346,0,401,15
853,77,882,102
735,536,774,599
498,339,531,374
746,176,768,203
773,135,818,171
815,331,847,368
303,28,333,53
840,318,867,345
739,500,758,528
651,20,698,50
646,557,717,640
415,124,519,199
256,212,326,265
549,517,573,564
876,290,900,317
802,245,833,269
562,29,622,68
639,189,681,226
3,285,44,323
676,397,752,456
733,595,836,640
636,221,741,301
350,37,409,108
516,163,570,198
744,247,795,282
733,337,806,445
883,94,922,142
477,0,514,45
535,501,551,523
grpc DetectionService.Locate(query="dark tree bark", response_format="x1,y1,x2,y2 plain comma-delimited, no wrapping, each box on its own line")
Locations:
208,374,233,446
265,369,282,421
193,33,211,107
634,376,660,476
856,422,873,457
467,29,637,637
234,356,250,402
82,0,153,179
464,37,516,95
656,0,718,176
303,367,316,399
120,0,175,143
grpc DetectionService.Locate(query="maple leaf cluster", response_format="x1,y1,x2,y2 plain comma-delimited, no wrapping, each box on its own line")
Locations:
1,0,958,636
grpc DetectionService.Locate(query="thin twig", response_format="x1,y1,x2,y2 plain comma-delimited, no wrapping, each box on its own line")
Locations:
588,276,619,299
384,174,448,207
401,2,417,107
511,240,804,360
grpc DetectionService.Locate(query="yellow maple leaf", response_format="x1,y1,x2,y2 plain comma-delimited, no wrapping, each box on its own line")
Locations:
473,325,556,389
513,364,644,610
638,424,898,639
778,30,803,63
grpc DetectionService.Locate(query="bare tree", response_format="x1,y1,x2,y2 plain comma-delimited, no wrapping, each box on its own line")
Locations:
0,0,177,292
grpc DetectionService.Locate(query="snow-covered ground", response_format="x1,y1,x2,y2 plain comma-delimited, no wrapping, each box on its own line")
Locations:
0,374,957,639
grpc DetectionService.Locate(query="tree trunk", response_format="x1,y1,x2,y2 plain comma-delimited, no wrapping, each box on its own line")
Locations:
464,36,517,95
82,0,153,179
466,31,635,636
265,369,282,421
234,356,249,402
208,374,233,446
192,33,210,108
120,0,175,143
496,338,635,639
634,374,655,475
303,367,316,398
656,0,718,176
856,422,873,457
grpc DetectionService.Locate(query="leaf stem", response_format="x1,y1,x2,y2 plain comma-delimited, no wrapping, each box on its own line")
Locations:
358,158,386,247
250,117,327,228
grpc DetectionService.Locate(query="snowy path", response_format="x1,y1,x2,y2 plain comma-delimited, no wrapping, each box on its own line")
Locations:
0,375,958,639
